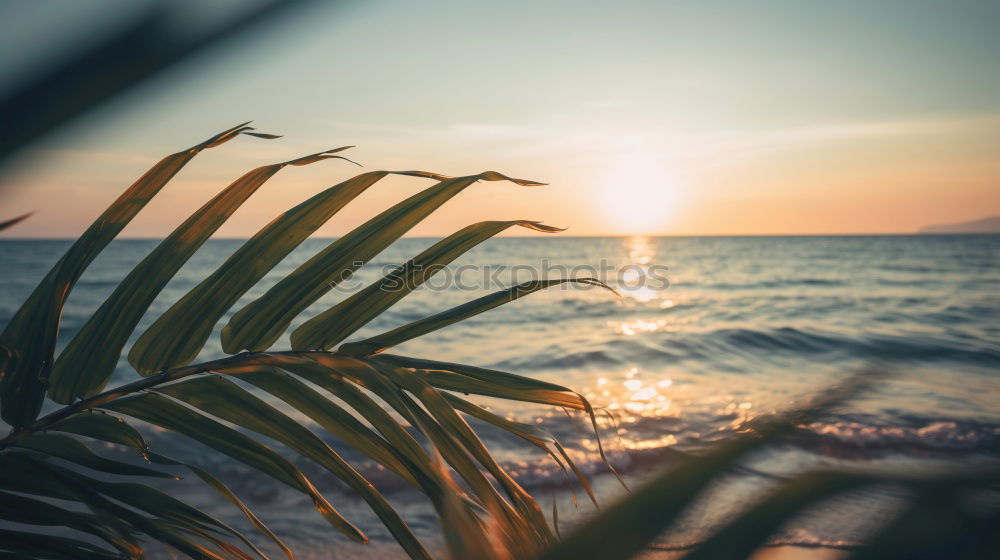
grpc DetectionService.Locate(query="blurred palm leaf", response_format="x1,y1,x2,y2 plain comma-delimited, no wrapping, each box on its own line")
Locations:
0,211,34,231
0,122,276,427
0,0,317,166
537,372,999,560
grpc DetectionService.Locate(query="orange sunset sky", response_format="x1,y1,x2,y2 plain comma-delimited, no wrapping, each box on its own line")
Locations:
1,0,998,238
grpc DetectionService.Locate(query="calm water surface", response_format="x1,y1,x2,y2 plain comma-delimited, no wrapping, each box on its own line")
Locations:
2,235,997,557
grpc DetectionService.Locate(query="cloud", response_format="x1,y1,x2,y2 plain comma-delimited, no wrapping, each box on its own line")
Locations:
323,109,1000,172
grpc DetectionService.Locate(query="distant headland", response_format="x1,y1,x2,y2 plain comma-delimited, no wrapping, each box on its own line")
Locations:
918,216,1000,234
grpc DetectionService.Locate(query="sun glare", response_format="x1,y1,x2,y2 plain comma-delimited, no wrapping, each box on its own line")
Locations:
600,156,681,234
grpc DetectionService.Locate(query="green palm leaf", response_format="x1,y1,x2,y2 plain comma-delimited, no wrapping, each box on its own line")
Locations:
231,364,418,485
246,354,449,491
49,410,153,459
0,122,265,428
0,452,251,559
101,392,367,544
129,170,447,375
156,374,430,560
0,528,126,560
13,432,174,478
374,354,593,410
338,278,619,357
442,392,599,508
49,411,292,560
221,171,545,354
48,146,354,403
291,219,565,350
0,491,141,557
276,352,553,552
373,361,556,548
149,452,294,560
372,353,626,488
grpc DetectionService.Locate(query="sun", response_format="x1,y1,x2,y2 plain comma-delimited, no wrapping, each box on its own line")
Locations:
598,155,681,234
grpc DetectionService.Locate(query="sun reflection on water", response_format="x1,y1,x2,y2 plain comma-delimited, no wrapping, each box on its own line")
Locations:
627,235,654,265
617,236,670,304
577,364,765,451
585,369,676,418
611,318,667,336
574,237,762,450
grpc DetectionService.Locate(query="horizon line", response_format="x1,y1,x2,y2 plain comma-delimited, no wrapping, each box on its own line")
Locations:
2,232,997,241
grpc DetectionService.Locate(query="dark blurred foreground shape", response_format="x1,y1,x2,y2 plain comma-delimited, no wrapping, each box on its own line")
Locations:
0,0,315,173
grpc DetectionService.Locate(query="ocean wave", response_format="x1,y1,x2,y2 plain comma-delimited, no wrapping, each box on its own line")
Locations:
695,278,846,290
698,327,998,364
800,420,1000,453
493,325,1000,372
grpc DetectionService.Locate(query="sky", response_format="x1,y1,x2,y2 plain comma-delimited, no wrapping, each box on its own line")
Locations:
1,0,998,237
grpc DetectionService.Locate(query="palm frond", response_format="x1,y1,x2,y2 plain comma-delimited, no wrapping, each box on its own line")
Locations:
221,171,545,353
2,127,993,560
291,219,566,350
338,278,619,357
0,122,268,427
102,391,367,544
129,170,448,375
155,374,430,559
0,128,610,559
0,211,34,231
49,146,352,403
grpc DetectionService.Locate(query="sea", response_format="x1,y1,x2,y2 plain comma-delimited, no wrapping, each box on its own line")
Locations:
1,234,998,558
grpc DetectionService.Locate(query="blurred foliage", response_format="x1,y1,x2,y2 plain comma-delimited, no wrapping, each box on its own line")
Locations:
0,0,316,169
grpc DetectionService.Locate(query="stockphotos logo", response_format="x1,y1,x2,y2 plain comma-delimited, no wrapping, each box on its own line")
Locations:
328,259,670,293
